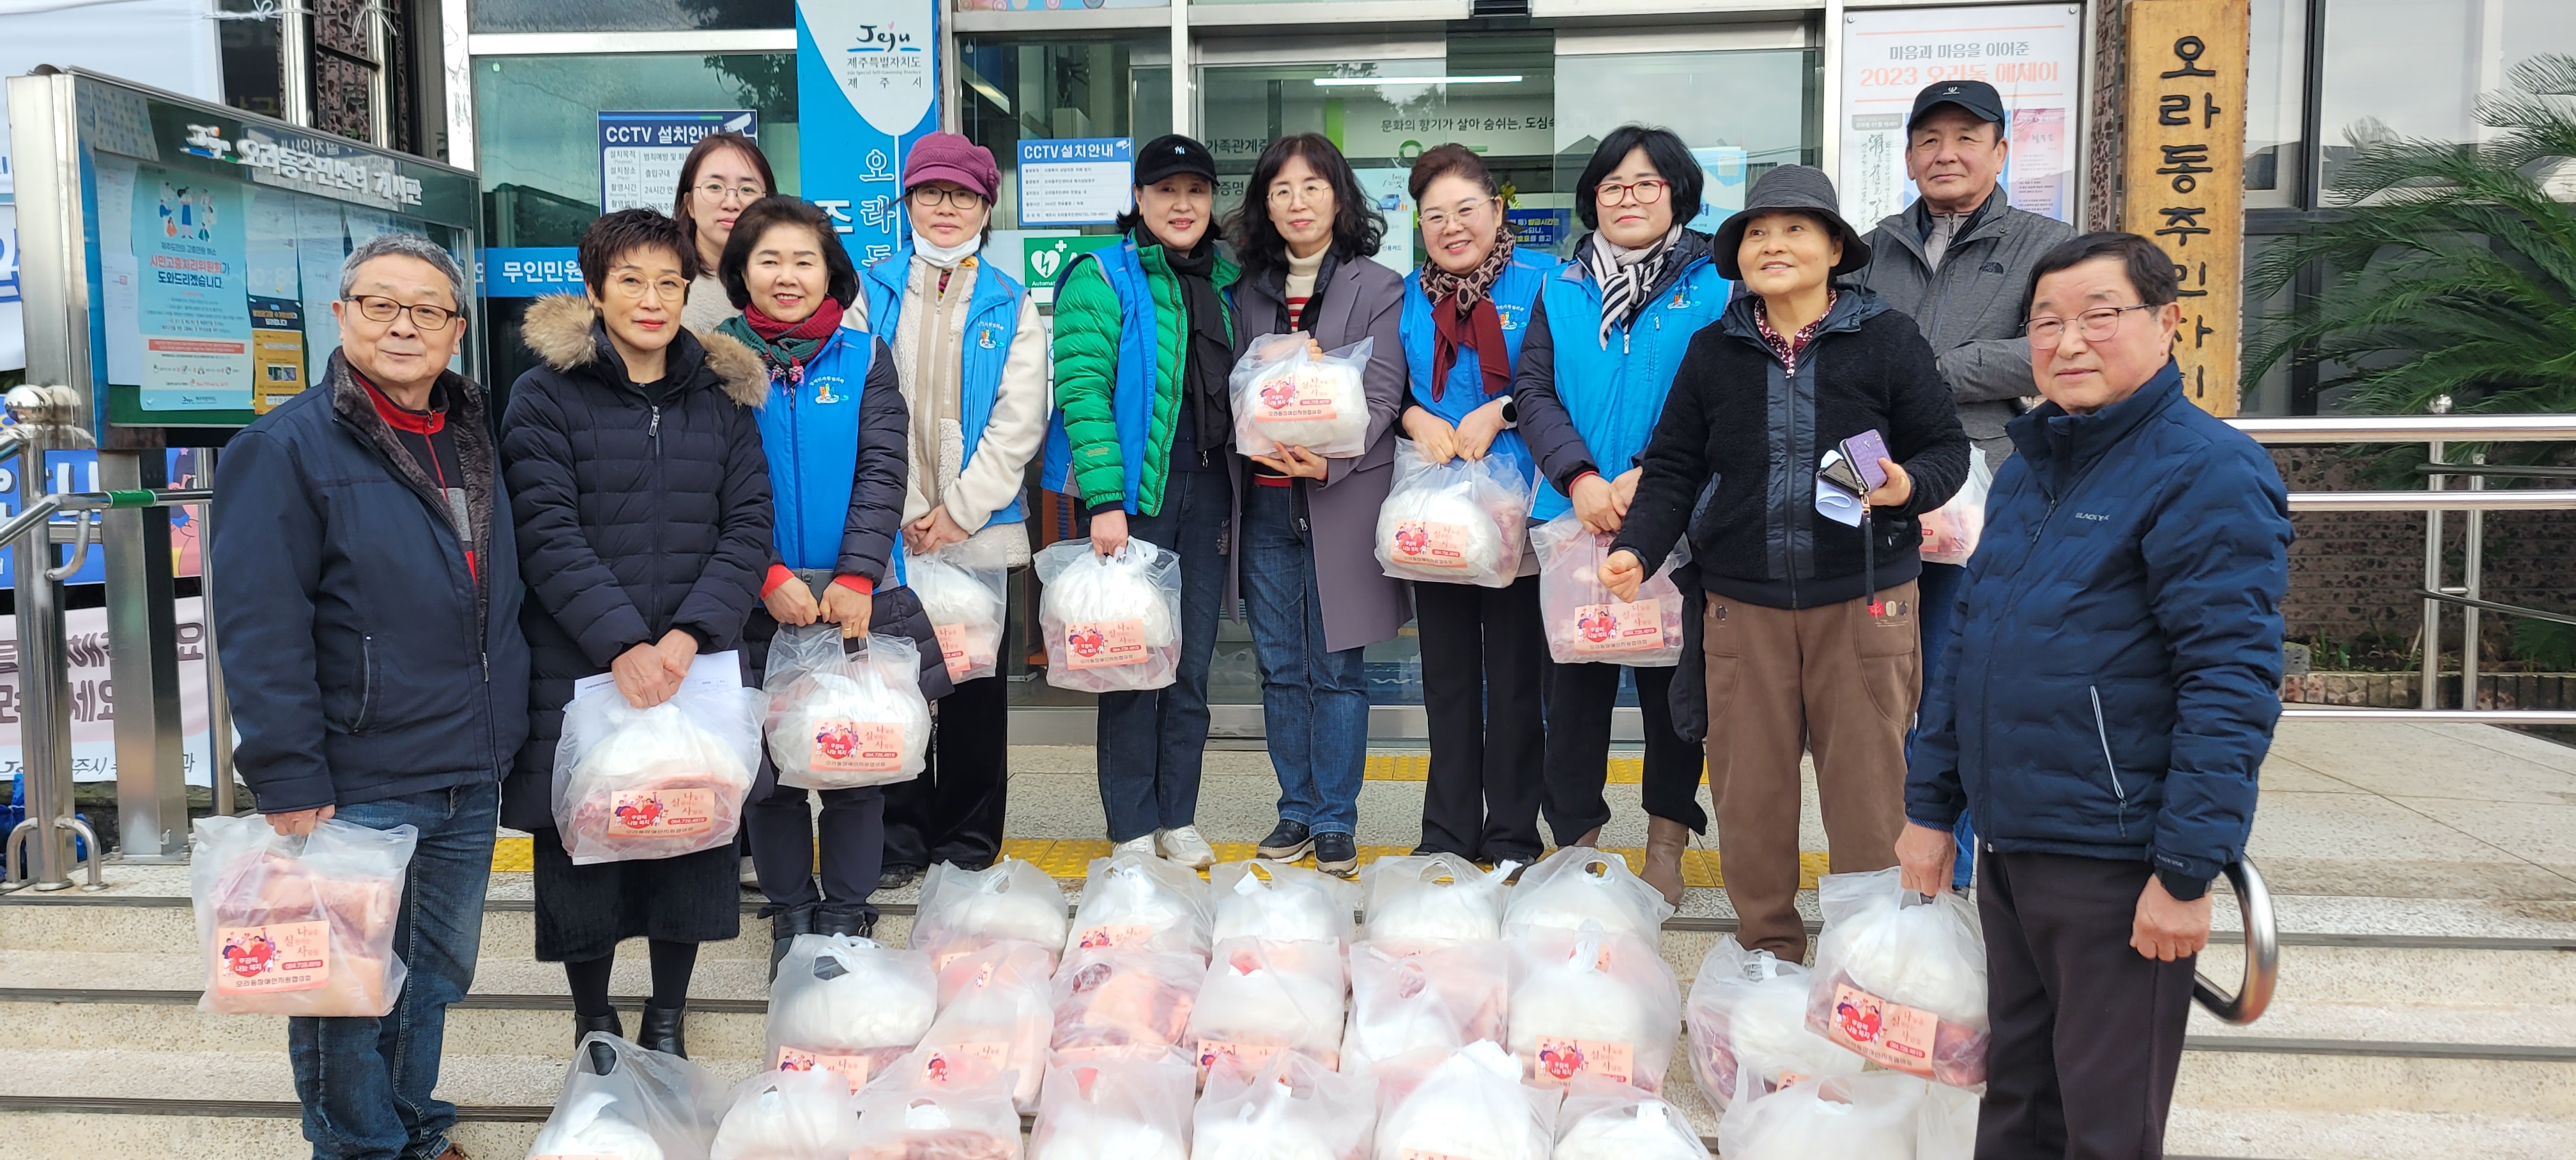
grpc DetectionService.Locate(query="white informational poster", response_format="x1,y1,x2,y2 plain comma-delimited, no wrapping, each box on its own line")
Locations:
1837,4,2084,229
0,598,216,787
1017,138,1134,227
598,111,758,215
1355,167,1416,275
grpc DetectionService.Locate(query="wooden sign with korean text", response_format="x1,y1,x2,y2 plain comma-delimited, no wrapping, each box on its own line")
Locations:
2120,0,2249,415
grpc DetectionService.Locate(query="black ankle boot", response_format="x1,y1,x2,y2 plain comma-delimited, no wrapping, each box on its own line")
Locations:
636,1001,687,1058
815,906,877,940
767,904,818,981
573,1011,622,1072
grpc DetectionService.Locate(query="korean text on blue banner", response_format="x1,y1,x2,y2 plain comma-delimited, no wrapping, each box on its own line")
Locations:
796,0,942,270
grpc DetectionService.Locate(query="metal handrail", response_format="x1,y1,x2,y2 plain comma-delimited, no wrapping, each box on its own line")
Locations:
2193,859,2280,1025
2287,489,2576,512
2228,415,2576,443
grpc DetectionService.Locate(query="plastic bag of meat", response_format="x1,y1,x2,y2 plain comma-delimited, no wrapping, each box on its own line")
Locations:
1805,867,1989,1089
1050,946,1205,1061
1500,845,1674,943
1505,925,1680,1094
1340,940,1510,1078
552,679,763,865
1194,1045,1379,1160
907,540,1011,683
764,626,932,791
1714,1072,1925,1160
1683,936,1862,1111
1230,332,1374,459
1375,439,1533,587
192,812,413,1017
913,858,1070,975
1551,1075,1710,1160
765,933,939,1092
1919,446,1990,567
709,1068,861,1160
1027,1049,1196,1160
914,940,1055,1111
1370,1041,1559,1160
1187,937,1349,1082
1064,850,1213,961
1036,537,1182,694
527,1032,727,1159
1211,860,1356,947
851,1050,1025,1160
1358,853,1518,949
1530,512,1685,668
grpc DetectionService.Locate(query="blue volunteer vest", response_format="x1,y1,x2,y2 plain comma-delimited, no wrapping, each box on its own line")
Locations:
1399,248,1559,485
1528,247,1731,521
754,320,903,583
1039,241,1162,514
861,246,1031,527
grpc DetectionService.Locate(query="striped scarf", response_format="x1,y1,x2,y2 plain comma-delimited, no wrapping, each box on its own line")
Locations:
1581,224,1681,349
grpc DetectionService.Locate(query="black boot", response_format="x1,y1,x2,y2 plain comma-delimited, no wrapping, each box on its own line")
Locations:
636,1001,687,1058
573,1011,622,1073
766,903,818,981
815,906,877,940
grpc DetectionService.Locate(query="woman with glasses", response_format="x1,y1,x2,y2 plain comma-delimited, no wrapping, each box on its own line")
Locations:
673,130,776,333
1039,134,1236,869
500,208,775,1058
1222,134,1407,877
1599,165,1968,962
855,134,1050,889
1512,125,1730,902
1394,144,1563,865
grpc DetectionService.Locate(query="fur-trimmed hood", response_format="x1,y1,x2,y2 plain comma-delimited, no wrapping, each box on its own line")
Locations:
520,293,766,407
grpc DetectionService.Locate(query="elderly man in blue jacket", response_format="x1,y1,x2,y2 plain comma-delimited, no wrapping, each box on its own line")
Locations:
213,233,530,1160
1897,231,2292,1160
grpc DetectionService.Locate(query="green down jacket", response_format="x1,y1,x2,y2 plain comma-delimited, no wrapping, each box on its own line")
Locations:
1050,239,1239,517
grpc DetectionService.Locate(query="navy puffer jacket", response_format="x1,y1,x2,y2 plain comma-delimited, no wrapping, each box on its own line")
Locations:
1905,362,2293,893
498,294,775,832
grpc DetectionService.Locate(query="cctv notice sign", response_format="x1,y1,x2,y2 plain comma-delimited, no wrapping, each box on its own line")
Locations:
599,111,759,214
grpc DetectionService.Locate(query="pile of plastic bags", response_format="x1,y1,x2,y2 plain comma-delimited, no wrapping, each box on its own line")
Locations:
1375,439,1533,586
1211,861,1356,948
916,940,1057,1111
1501,846,1675,943
913,859,1071,974
1194,1048,1378,1160
767,933,940,1092
1805,868,1990,1088
763,627,933,791
1064,851,1214,961
1552,1078,1711,1160
1530,512,1686,668
1034,538,1184,694
908,542,1011,683
1506,926,1680,1093
1187,937,1349,1080
1683,936,1863,1110
1029,1051,1197,1160
1230,333,1376,459
711,1068,864,1160
1373,1041,1558,1160
1051,947,1205,1060
1716,1072,1926,1160
527,1032,725,1159
191,813,413,1017
852,1049,1029,1160
1359,853,1517,949
1342,940,1508,1077
551,680,763,864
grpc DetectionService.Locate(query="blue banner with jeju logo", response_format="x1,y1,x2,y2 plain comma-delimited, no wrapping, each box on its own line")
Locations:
795,0,942,270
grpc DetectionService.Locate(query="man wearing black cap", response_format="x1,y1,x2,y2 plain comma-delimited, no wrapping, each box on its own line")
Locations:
1853,80,2075,889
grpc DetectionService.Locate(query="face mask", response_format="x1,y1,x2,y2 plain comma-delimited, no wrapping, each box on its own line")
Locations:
913,229,983,268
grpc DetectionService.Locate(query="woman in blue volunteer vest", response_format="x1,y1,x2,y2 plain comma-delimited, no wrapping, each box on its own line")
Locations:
1395,144,1563,864
1515,125,1731,903
1040,134,1238,871
714,196,953,970
858,135,1051,887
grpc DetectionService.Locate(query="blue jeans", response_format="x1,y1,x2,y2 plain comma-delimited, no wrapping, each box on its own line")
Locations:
289,781,498,1160
1094,466,1232,843
1912,560,1975,889
1239,481,1369,836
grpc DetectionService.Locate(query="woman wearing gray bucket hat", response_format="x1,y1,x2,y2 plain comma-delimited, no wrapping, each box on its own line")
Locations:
1601,164,1970,963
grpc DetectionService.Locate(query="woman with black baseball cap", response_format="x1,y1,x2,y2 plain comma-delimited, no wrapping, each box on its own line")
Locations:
1038,133,1238,870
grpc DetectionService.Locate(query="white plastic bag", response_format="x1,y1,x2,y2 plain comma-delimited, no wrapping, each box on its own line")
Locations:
1919,446,1991,567
916,940,1055,1111
1231,332,1374,459
1551,1077,1710,1160
1505,926,1680,1094
1194,1046,1379,1160
1211,860,1356,947
1375,439,1533,587
1358,854,1517,949
553,680,763,864
764,627,933,791
1499,846,1675,943
913,859,1070,973
1064,851,1214,961
909,540,1012,683
1683,936,1862,1111
710,1069,861,1160
1530,512,1685,667
852,1051,1026,1160
529,1032,726,1160
191,813,413,1017
1372,1042,1558,1160
1035,537,1183,693
1714,1072,1924,1160
1918,1080,1979,1160
765,933,939,1091
1188,937,1349,1081
1805,868,1989,1089
1341,940,1510,1077
1051,946,1205,1061
1029,1051,1196,1160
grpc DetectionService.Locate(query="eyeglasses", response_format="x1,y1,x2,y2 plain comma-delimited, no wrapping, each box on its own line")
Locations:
1595,179,1669,206
1268,180,1333,206
346,295,457,331
606,273,689,302
2024,303,2156,347
695,181,765,203
1418,199,1494,233
908,186,986,209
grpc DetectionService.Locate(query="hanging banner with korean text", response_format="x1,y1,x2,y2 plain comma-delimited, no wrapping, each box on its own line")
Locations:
796,0,942,271
1838,4,2083,229
0,597,215,786
2122,0,2248,416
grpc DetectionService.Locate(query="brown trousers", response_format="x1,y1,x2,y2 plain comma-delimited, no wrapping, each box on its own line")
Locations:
1703,580,1920,961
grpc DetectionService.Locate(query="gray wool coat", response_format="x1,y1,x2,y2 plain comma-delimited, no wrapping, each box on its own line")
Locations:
1227,251,1411,653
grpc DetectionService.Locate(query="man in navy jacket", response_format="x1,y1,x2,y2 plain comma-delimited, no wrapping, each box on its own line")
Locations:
212,233,529,1160
1897,232,2292,1160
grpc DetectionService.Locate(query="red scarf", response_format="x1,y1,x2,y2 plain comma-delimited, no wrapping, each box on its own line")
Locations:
743,296,845,345
1430,297,1511,401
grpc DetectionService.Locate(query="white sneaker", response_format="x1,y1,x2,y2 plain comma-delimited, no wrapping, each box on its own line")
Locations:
1158,825,1216,870
1114,833,1158,859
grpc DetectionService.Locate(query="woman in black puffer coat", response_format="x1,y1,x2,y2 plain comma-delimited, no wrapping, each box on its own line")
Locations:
500,209,773,1060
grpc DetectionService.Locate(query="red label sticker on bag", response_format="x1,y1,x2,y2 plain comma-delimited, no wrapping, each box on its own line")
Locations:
1072,923,1153,950
1531,1035,1634,1085
607,788,715,838
1392,521,1473,567
1196,1039,1278,1076
1063,619,1147,670
775,1046,875,1093
934,622,974,678
1253,369,1344,423
1825,982,1940,1076
213,920,331,993
1570,599,1667,655
921,1041,1010,1083
811,719,905,773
